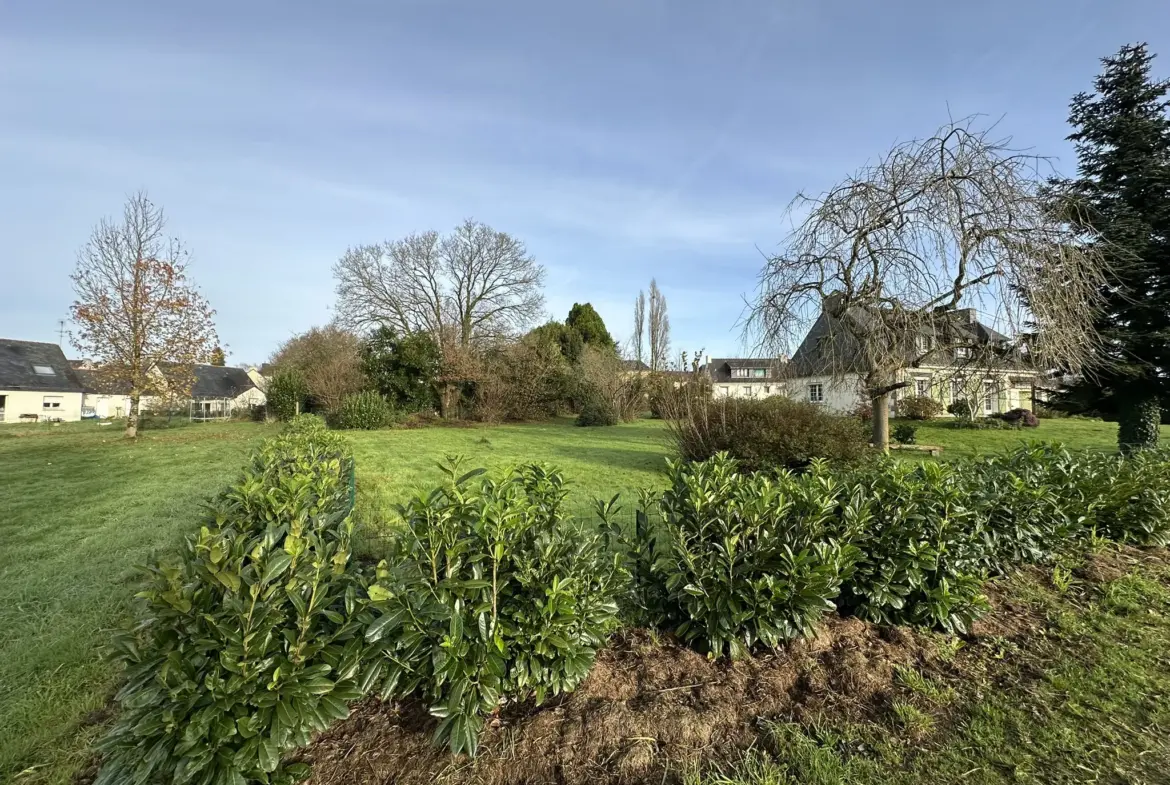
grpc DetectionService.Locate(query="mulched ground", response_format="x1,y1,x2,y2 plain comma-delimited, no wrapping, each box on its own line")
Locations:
296,564,1080,785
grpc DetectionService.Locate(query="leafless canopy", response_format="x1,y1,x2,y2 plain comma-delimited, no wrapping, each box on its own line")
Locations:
631,291,646,364
268,325,365,411
70,192,218,437
647,278,671,371
748,117,1107,388
333,219,546,351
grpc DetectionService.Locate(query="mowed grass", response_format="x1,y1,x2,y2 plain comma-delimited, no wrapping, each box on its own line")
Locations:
896,416,1170,458
349,417,673,525
0,412,1164,784
0,421,267,783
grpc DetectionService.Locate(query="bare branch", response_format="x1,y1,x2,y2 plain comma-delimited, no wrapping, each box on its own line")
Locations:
69,191,218,437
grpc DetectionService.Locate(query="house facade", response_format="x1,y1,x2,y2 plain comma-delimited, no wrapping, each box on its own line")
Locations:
0,339,86,423
782,307,1043,416
704,357,788,399
71,361,267,420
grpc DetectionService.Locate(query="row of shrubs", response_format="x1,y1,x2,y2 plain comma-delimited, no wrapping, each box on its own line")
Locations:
100,419,1170,783
609,446,1170,662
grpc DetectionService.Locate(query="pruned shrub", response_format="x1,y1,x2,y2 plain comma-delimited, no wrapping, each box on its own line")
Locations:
364,462,623,756
893,423,917,444
96,421,365,785
840,461,990,635
331,390,396,430
615,455,863,659
946,399,973,420
666,396,870,471
996,408,1040,427
900,395,944,420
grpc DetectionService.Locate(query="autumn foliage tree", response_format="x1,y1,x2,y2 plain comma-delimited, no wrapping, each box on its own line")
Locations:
70,192,218,437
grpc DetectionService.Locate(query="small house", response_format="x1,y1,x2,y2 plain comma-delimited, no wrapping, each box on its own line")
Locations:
0,339,86,423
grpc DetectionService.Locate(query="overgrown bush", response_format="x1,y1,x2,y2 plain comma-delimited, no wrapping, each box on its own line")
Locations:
575,395,619,426
900,396,944,420
364,462,622,756
331,390,396,430
614,455,863,659
893,423,917,444
96,418,366,785
666,396,870,471
267,368,310,421
840,461,989,635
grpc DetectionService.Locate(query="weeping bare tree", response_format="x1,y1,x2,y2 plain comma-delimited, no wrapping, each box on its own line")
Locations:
631,290,646,364
647,278,671,371
333,219,545,350
747,117,1107,450
70,192,218,438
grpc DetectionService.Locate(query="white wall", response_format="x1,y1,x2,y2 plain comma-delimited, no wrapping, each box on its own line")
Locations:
83,393,132,418
234,387,267,408
711,382,786,400
784,374,865,412
0,390,84,423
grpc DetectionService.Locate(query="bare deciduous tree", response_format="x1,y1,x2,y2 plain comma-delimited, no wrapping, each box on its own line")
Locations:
647,279,671,371
268,325,365,412
70,192,218,438
333,219,546,351
631,291,646,364
747,117,1107,450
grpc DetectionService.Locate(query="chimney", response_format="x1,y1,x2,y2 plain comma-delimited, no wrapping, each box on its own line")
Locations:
957,308,977,325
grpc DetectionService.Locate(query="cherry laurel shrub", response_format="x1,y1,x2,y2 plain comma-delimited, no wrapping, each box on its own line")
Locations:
331,390,396,430
839,461,990,635
96,415,370,785
363,461,623,756
610,455,865,660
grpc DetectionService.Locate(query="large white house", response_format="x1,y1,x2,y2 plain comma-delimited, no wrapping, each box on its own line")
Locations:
782,306,1043,415
0,339,86,423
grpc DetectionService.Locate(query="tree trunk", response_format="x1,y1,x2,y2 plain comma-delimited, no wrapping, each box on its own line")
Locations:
126,392,140,438
871,393,890,453
1118,391,1160,455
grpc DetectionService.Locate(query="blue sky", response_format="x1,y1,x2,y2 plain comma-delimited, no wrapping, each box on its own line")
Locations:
2,0,1169,365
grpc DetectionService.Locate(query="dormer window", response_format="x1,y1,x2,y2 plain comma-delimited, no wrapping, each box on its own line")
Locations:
915,335,935,354
33,365,55,376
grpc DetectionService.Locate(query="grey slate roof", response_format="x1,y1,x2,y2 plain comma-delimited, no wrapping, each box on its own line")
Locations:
704,358,786,384
786,307,1027,378
0,339,85,392
621,359,651,372
185,365,259,399
73,368,133,395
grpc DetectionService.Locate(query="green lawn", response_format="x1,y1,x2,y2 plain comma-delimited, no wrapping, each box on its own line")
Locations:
0,413,1166,784
897,416,1170,458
